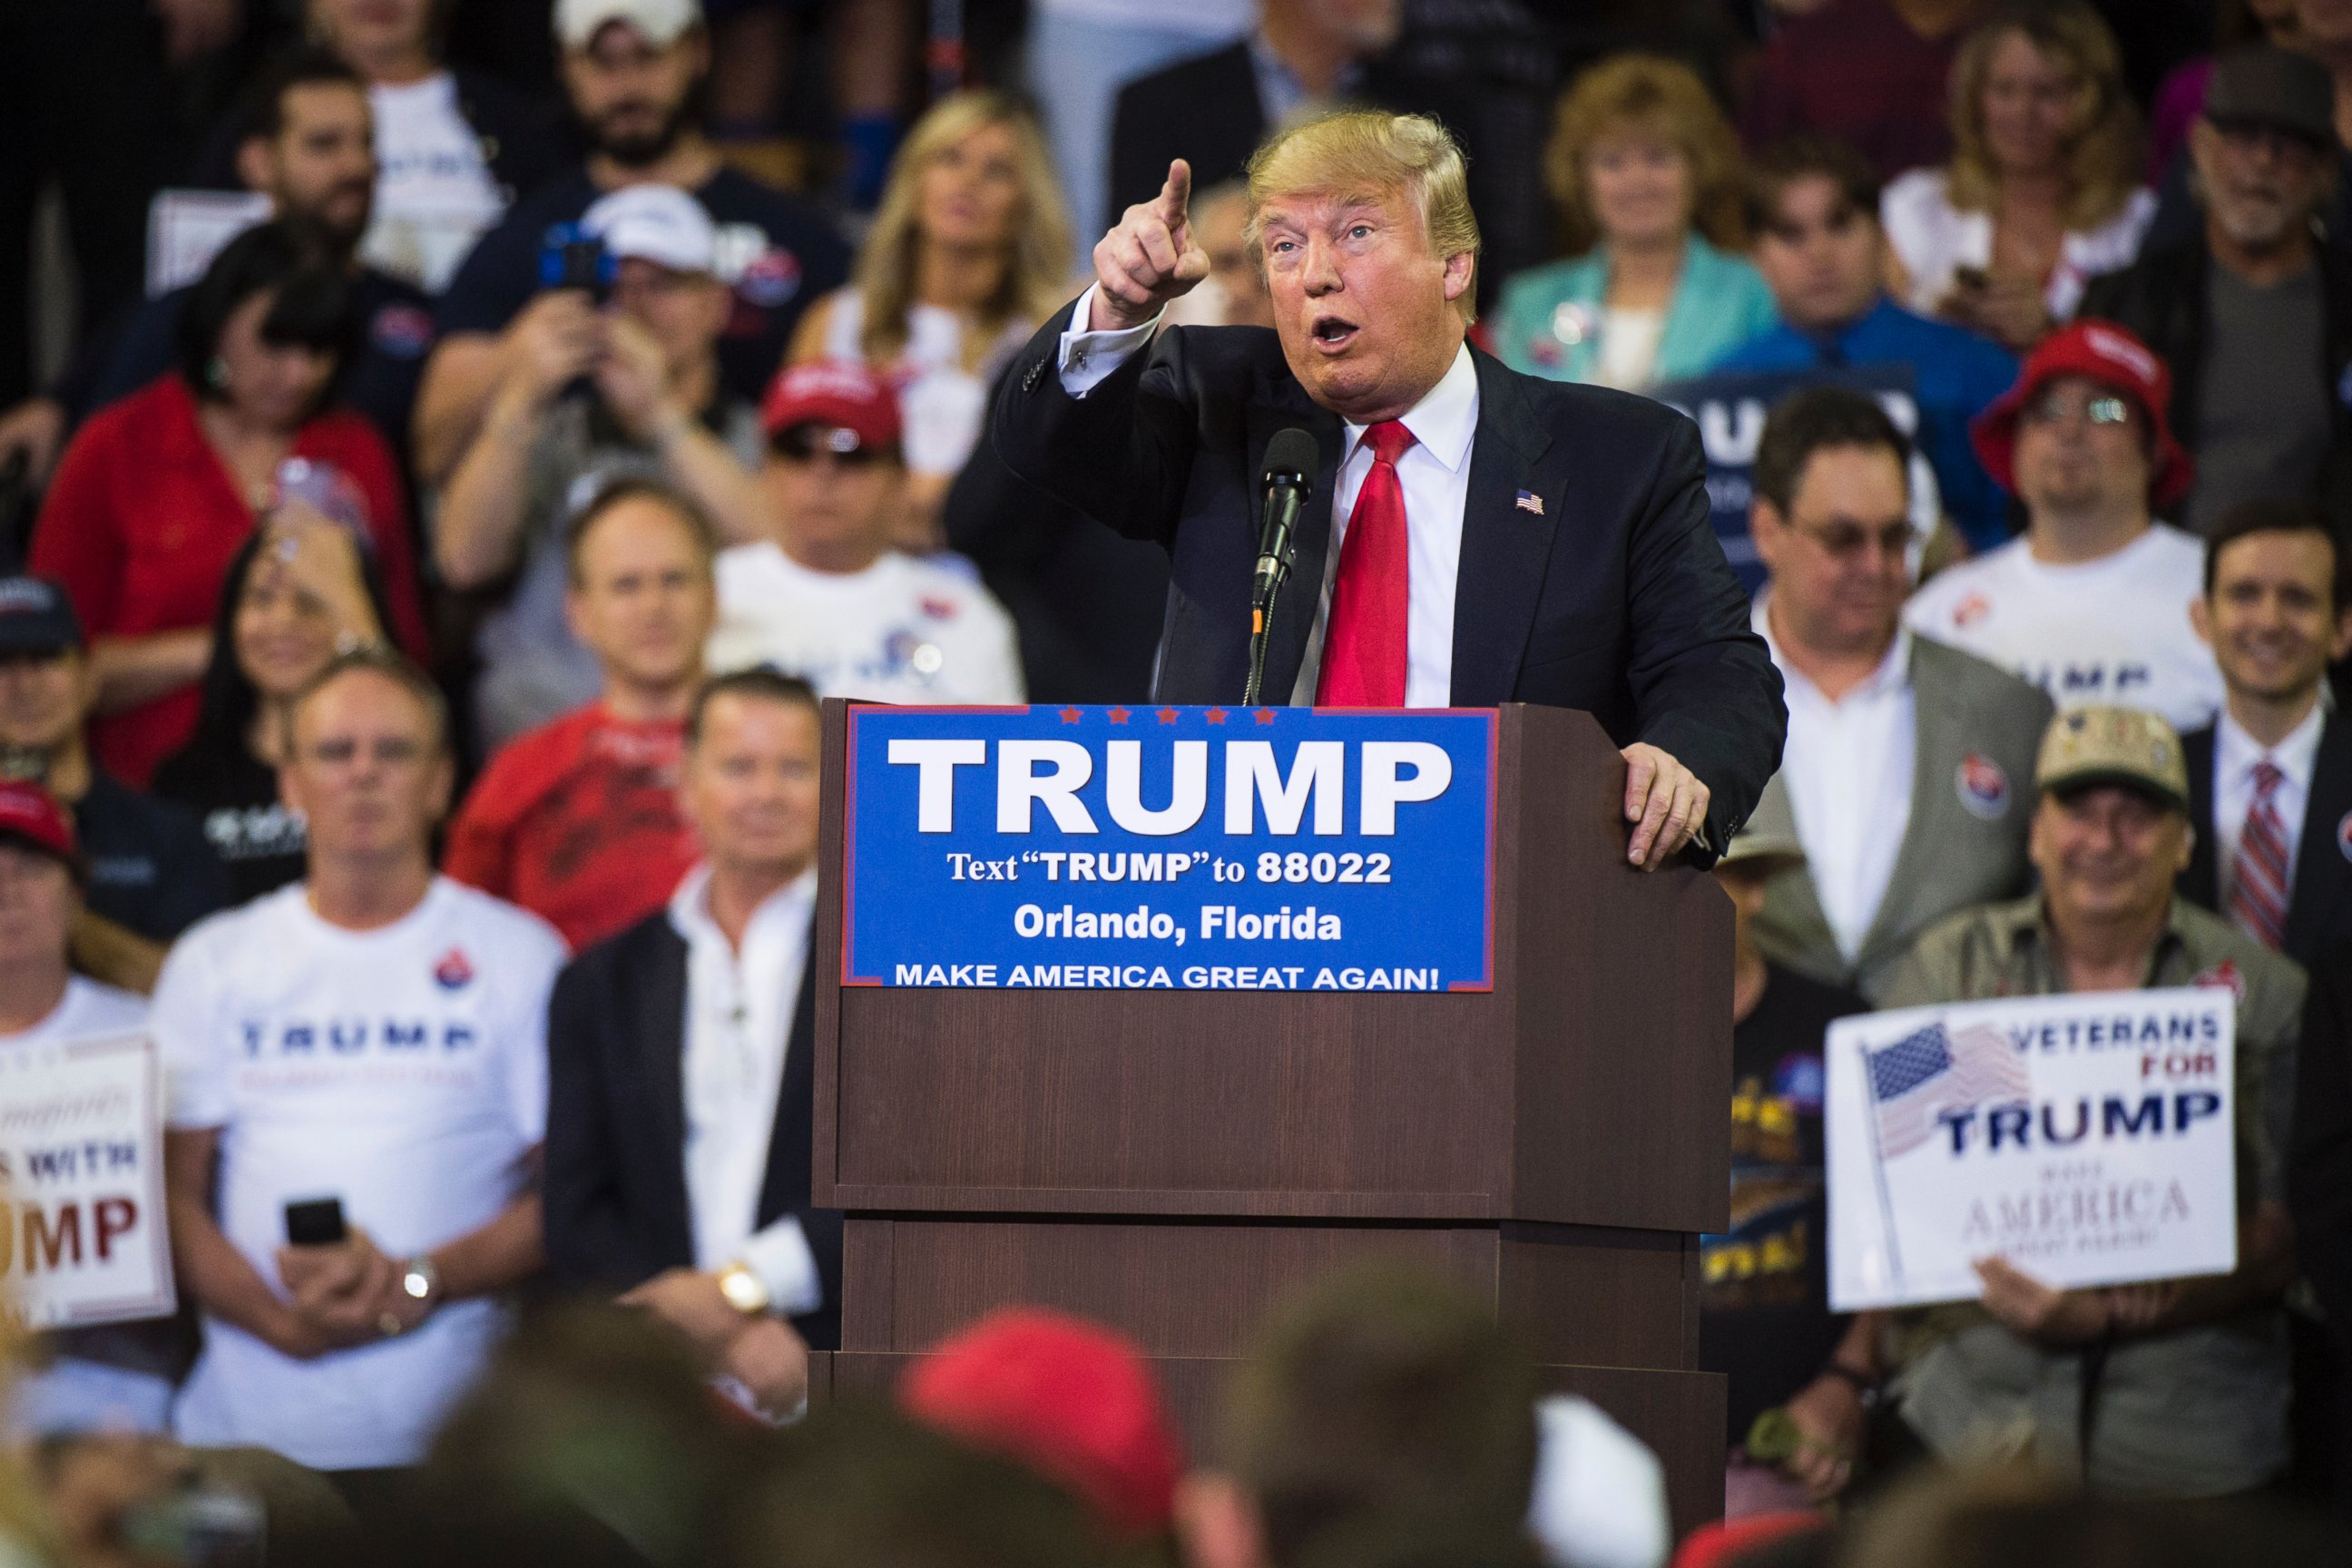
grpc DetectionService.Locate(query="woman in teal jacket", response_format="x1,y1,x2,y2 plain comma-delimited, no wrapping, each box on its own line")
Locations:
1494,54,1777,391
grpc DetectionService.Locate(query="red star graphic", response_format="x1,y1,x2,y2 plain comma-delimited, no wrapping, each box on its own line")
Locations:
1253,708,1278,725
1203,708,1229,724
1058,706,1082,724
1155,706,1180,724
1107,706,1132,724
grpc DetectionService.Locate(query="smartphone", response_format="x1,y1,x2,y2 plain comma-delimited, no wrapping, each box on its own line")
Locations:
537,222,616,303
283,1196,348,1247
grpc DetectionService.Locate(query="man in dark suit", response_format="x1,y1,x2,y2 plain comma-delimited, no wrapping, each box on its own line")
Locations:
2179,499,2352,968
992,115,1785,867
1106,0,1403,227
544,668,839,1414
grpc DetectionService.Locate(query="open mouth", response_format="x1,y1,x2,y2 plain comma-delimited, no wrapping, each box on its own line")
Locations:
1309,315,1359,353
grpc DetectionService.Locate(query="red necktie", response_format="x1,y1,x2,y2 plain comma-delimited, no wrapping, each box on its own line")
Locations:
1316,420,1414,707
2229,760,2290,949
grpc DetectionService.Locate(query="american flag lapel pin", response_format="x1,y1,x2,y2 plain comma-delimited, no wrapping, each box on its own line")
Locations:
1514,490,1544,515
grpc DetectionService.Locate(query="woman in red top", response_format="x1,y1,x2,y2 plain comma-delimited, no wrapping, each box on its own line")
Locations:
31,221,431,786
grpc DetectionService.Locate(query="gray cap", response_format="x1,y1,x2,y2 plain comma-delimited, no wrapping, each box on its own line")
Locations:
2203,45,2336,149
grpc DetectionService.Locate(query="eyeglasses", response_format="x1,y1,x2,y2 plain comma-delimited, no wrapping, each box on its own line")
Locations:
1794,519,1913,560
2023,392,2132,428
769,426,887,466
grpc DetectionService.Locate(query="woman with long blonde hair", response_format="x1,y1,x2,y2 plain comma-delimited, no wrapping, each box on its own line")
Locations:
1882,1,2152,350
789,91,1074,548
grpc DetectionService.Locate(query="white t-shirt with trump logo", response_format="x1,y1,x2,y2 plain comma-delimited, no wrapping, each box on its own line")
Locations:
1903,523,2223,733
707,543,1024,705
153,877,565,1472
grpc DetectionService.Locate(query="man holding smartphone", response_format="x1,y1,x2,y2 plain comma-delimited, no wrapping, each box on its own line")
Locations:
154,651,566,1487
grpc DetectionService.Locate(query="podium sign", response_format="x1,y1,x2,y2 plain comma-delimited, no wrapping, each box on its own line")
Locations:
842,704,1497,991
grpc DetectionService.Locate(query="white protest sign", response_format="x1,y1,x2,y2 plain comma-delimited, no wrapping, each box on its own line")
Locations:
0,1033,174,1328
146,190,273,298
1827,988,2236,1311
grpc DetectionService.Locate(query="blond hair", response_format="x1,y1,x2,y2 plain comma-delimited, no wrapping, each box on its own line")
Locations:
1245,111,1482,325
1546,54,1747,255
852,91,1073,364
1945,2,2141,230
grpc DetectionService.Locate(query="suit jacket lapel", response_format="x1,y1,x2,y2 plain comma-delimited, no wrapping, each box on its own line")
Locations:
1450,350,1559,705
2288,714,2352,955
757,925,821,1226
1246,386,1344,704
1857,642,1956,969
634,924,696,1251
2181,728,2220,909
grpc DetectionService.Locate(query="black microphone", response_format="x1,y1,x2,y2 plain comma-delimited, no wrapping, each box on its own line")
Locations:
1246,428,1318,704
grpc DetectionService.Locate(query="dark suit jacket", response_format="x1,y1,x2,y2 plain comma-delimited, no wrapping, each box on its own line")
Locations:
2179,715,2352,971
990,315,1787,858
543,908,842,1349
1108,42,1268,229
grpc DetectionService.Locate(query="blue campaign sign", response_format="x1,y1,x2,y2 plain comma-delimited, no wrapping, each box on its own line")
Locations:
843,705,1497,992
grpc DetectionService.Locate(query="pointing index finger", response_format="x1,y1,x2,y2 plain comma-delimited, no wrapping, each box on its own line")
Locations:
1160,160,1193,223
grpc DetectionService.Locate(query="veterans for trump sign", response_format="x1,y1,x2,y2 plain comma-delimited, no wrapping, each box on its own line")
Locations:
0,1032,174,1328
842,705,1497,992
1827,989,2237,1311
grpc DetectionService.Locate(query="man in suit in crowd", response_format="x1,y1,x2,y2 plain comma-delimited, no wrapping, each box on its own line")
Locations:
994,114,1785,867
543,668,838,1416
1743,387,2053,999
1107,0,1405,229
2179,498,2352,967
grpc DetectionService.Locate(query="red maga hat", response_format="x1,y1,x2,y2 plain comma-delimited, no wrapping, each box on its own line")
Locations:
1970,319,2194,512
898,1308,1184,1537
760,358,903,452
0,780,77,867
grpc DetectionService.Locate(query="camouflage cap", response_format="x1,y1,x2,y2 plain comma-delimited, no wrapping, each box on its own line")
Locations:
2034,706,2189,814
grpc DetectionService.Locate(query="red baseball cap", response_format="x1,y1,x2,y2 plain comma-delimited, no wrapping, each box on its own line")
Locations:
760,358,902,453
898,1308,1184,1538
0,780,78,872
1970,319,2194,511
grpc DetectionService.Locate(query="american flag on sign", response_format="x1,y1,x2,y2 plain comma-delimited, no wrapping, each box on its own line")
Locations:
1865,1023,2031,1158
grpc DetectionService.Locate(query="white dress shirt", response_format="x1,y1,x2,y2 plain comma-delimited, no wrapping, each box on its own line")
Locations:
669,863,823,1315
2213,702,2327,911
1757,599,1917,961
1057,288,1479,706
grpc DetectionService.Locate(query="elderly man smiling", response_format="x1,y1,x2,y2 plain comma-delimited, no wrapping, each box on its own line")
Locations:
992,113,1784,869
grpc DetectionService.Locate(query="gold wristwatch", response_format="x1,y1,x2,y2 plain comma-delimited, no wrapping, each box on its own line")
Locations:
716,1261,771,1316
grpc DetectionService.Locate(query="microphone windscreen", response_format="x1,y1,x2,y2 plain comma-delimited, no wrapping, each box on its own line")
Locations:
1262,428,1319,492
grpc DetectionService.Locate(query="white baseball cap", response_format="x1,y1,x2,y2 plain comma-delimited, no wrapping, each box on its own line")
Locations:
582,184,720,276
554,0,702,50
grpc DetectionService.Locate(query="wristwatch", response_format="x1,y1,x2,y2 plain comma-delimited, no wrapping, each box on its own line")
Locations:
716,1260,771,1317
400,1254,442,1307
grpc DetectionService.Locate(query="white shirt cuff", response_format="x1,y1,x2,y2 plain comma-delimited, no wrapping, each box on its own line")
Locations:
737,1218,824,1318
1056,285,1162,397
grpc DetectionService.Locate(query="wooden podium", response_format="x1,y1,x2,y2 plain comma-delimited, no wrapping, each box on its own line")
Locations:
812,701,1731,1536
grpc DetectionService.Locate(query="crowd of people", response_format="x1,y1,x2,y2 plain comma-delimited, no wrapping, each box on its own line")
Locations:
0,0,2347,1563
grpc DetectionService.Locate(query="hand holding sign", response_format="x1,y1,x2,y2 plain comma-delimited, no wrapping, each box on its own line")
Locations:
1091,160,1210,333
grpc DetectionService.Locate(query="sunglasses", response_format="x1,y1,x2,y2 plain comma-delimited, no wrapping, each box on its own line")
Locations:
770,426,889,466
2022,392,2132,428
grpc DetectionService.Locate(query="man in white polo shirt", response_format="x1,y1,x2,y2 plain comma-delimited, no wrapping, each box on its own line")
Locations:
155,650,566,1477
1905,320,2224,732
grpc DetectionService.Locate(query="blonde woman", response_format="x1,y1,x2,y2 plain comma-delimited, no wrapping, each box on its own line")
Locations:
789,92,1074,548
1491,54,1777,391
1883,1,2152,350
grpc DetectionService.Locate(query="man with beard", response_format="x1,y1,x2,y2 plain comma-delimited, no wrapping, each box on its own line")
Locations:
2080,45,2352,535
0,49,436,481
416,0,848,485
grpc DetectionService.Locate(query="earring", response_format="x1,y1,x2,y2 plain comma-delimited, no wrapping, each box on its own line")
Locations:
207,356,230,389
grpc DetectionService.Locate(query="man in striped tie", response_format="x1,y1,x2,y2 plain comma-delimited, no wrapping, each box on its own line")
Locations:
2176,498,2352,968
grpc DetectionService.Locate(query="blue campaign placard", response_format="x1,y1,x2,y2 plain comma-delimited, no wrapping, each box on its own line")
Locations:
843,704,1497,992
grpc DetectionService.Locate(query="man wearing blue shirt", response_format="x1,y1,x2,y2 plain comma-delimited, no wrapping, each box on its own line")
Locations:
1717,136,2018,553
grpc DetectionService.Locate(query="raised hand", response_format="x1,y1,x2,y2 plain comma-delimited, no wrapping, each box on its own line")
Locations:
1091,159,1211,332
